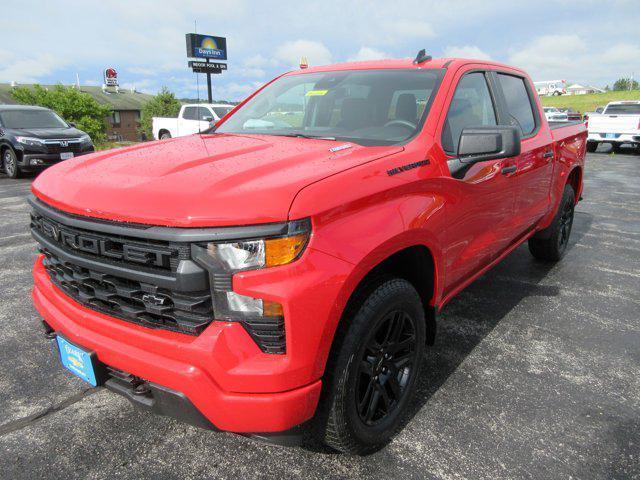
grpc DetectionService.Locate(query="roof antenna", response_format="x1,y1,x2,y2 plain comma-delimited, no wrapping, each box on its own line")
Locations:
413,49,432,65
194,19,202,134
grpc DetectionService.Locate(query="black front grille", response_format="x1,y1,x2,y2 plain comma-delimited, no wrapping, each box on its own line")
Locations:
31,211,189,272
45,141,83,154
43,250,213,335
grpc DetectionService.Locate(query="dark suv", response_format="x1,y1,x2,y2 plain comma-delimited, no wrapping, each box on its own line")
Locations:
0,105,95,178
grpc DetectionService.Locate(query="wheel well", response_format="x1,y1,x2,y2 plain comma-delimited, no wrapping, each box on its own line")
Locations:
567,166,582,201
344,245,437,344
158,129,170,137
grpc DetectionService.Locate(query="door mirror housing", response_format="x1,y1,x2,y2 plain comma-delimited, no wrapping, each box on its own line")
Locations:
457,126,521,164
203,116,213,122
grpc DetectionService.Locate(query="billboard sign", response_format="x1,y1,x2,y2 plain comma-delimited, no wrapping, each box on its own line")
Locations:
188,61,227,74
186,34,227,60
103,68,118,87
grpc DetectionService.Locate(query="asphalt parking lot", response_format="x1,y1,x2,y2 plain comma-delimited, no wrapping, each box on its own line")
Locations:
0,149,638,479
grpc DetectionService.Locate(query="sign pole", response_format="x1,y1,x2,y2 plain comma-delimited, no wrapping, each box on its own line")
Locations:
206,58,213,103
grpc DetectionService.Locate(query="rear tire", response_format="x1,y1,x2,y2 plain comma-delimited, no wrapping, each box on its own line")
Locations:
528,184,575,262
612,143,623,154
586,142,598,153
159,131,171,140
316,278,426,454
2,148,21,179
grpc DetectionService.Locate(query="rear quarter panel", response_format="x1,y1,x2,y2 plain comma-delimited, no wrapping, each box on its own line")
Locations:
538,123,587,229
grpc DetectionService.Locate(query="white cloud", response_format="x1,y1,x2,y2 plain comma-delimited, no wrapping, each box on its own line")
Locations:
244,54,278,68
347,47,391,62
509,35,640,85
385,19,435,40
0,50,69,83
275,40,332,68
443,45,492,60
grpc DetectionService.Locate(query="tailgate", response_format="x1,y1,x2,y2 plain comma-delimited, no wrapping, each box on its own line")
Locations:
589,115,640,133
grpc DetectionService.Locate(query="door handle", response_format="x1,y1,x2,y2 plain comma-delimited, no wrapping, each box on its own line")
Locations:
543,150,554,159
501,165,517,175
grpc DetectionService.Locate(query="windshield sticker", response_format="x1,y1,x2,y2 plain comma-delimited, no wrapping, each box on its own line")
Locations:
305,90,328,97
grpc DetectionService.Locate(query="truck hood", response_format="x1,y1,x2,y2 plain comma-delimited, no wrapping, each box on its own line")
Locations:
11,126,88,139
32,133,402,227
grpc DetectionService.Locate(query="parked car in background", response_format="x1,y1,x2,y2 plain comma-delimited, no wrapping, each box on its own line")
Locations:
534,79,567,96
153,103,235,140
0,105,94,179
31,56,586,454
586,100,640,152
558,108,582,121
543,107,569,122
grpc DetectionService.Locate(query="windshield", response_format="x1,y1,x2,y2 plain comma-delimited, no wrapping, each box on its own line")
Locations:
215,69,444,145
0,109,68,129
212,107,232,118
604,104,640,115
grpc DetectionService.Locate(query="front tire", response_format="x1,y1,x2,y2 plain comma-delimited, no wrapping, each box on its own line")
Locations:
317,278,426,454
159,131,171,140
528,184,575,262
2,148,21,179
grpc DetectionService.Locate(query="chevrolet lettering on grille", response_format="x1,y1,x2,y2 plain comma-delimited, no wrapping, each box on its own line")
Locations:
33,215,173,268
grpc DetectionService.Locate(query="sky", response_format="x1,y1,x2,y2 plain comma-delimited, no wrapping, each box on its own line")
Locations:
1,0,639,101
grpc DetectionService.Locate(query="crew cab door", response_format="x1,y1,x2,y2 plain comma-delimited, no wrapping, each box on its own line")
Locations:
177,106,196,135
493,72,553,232
438,70,520,293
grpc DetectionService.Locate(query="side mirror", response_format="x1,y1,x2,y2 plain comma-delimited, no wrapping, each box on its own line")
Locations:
69,122,76,127
448,126,521,179
203,116,213,122
457,126,521,163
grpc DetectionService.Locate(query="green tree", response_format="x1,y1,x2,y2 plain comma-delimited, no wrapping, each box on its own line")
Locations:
139,87,181,139
612,77,639,91
11,84,112,142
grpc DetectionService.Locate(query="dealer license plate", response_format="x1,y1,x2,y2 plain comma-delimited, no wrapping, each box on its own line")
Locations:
56,335,100,386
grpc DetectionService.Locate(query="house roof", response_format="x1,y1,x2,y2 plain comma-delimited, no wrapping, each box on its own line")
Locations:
0,83,154,111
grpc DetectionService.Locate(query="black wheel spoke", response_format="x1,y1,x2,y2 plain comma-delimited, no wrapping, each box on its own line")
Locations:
358,380,375,416
388,335,415,354
364,389,381,423
386,374,402,399
393,353,413,370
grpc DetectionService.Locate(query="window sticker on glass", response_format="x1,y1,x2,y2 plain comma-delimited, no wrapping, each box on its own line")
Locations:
305,89,328,97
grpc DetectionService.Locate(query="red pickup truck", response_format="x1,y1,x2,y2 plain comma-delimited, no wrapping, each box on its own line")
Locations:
30,54,586,454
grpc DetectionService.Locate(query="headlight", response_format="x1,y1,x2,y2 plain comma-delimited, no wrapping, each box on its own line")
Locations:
15,136,44,147
191,219,310,324
79,134,92,145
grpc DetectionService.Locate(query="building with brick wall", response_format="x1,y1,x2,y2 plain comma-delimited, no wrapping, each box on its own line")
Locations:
0,83,153,141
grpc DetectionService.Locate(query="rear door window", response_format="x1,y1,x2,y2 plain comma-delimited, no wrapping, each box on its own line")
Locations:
497,74,536,136
182,107,197,120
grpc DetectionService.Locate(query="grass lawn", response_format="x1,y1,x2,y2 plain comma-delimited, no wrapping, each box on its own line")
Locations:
95,141,140,151
541,90,640,113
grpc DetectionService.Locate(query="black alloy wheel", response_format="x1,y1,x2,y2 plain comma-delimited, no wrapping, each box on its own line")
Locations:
356,310,418,426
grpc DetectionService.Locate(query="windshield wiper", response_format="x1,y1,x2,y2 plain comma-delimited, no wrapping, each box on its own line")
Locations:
276,133,337,141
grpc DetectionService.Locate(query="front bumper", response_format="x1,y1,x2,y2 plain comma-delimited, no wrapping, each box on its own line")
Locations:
33,256,325,433
19,149,94,170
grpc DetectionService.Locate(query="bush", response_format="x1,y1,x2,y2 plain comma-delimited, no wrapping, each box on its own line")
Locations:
11,84,112,142
139,87,182,139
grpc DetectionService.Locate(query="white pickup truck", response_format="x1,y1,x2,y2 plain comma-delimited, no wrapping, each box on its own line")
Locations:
153,103,234,140
586,101,640,152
